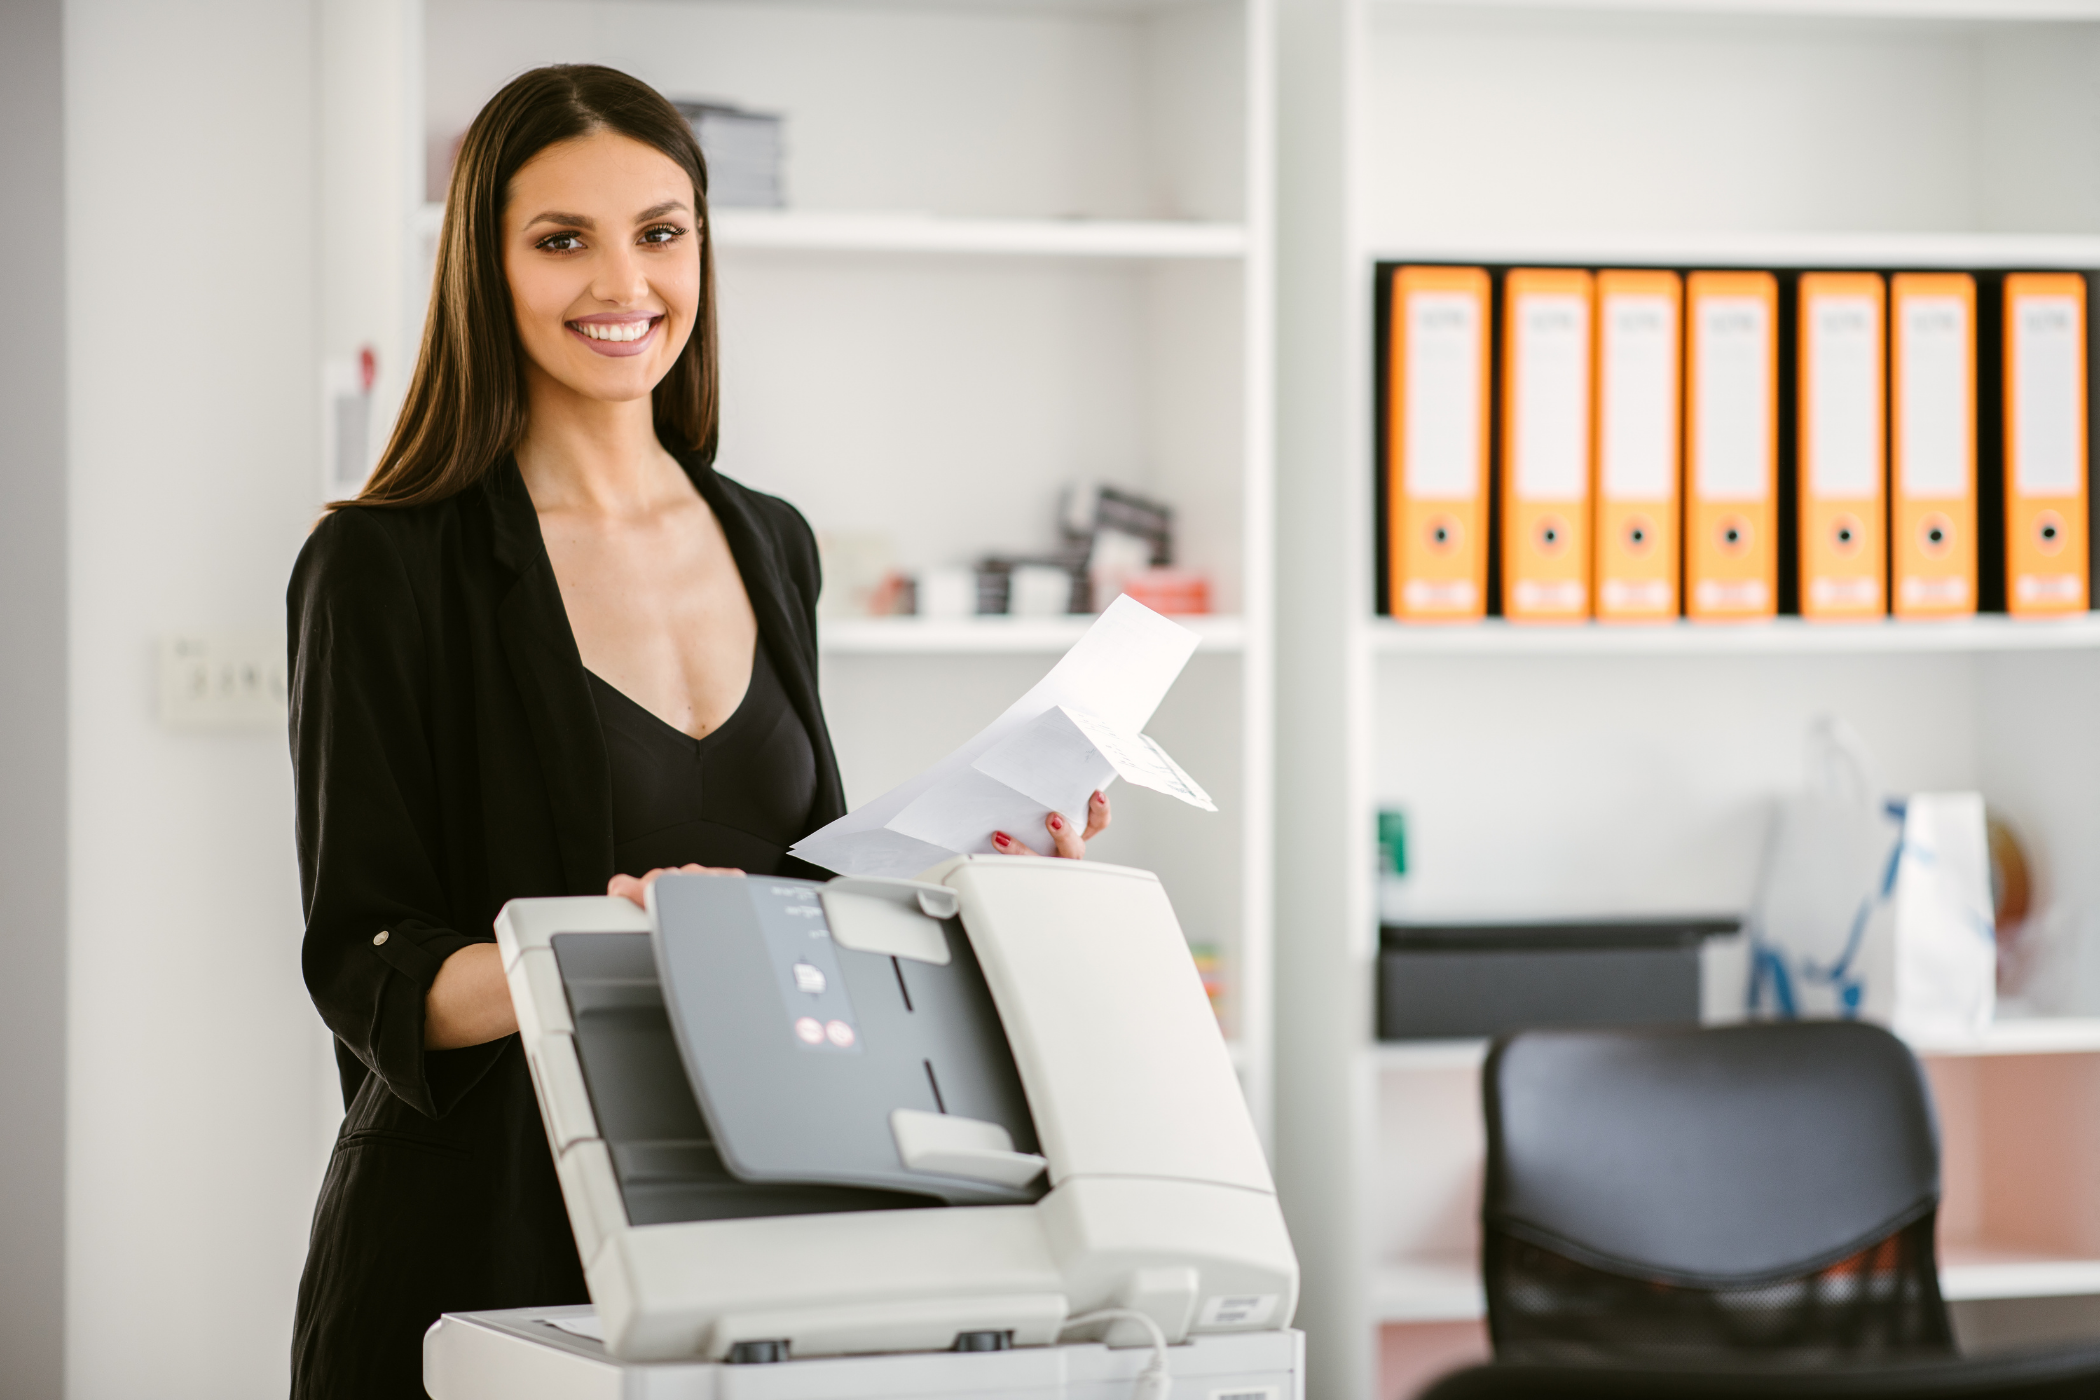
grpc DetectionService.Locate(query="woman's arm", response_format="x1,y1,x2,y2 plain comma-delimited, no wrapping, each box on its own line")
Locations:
292,510,509,1108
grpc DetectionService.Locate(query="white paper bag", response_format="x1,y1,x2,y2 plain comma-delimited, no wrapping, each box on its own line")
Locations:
1750,718,1995,1034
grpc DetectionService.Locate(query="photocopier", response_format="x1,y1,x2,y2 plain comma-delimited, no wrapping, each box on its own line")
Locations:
423,855,1303,1400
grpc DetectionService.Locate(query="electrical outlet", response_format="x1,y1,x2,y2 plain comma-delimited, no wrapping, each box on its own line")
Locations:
159,633,288,732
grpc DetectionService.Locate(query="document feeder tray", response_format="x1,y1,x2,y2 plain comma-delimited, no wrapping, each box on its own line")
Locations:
554,873,1042,1223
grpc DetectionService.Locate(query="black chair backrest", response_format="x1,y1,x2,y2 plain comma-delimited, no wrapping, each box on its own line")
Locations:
1482,1021,1953,1365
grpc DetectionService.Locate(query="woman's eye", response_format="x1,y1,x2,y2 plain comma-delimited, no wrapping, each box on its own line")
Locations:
536,232,584,252
640,224,686,246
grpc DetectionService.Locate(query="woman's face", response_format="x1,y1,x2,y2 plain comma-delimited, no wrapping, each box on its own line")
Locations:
503,129,701,406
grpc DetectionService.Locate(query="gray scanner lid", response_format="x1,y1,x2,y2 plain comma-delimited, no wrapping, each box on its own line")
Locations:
649,873,1043,1207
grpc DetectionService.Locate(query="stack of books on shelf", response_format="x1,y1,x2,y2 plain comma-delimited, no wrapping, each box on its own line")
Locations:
1377,263,2093,625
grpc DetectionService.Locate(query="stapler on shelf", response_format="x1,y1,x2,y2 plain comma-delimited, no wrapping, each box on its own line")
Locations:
422,856,1301,1400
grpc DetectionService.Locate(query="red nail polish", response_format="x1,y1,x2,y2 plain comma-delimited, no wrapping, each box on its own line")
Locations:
1049,815,1063,831
993,832,1009,846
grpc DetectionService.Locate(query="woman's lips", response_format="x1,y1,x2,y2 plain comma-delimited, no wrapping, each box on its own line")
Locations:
566,314,662,358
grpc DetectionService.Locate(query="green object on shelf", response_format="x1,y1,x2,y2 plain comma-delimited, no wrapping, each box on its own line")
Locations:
1378,809,1408,877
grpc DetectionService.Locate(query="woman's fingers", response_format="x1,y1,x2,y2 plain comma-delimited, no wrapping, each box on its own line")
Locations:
1081,790,1111,842
608,864,745,908
990,831,1038,857
1045,809,1086,859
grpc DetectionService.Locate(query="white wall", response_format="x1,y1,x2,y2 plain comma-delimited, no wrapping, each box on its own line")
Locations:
65,1,326,1395
1367,7,2100,245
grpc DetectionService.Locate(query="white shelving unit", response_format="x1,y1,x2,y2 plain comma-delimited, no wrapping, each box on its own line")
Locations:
819,613,1248,655
329,0,1277,1132
1276,3,2100,1398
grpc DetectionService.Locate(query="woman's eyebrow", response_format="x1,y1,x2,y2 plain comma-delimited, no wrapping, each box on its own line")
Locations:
634,199,689,221
523,210,593,231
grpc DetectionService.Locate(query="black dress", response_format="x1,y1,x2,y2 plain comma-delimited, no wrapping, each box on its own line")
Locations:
286,450,845,1400
587,638,818,878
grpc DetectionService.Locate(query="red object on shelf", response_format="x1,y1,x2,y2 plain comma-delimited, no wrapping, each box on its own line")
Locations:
1118,568,1210,615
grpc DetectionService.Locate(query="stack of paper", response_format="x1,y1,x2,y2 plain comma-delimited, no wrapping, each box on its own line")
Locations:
791,597,1215,879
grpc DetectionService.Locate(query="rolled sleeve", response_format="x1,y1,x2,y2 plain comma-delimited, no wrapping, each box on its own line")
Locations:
291,510,501,1119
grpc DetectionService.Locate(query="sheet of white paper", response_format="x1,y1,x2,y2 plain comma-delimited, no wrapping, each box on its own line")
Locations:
1065,707,1217,811
790,597,1202,875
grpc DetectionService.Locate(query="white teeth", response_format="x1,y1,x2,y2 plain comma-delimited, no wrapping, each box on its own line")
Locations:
577,319,652,343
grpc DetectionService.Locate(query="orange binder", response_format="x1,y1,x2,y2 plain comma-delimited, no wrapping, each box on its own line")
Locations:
1798,273,1888,620
1387,266,1491,621
1500,269,1594,621
2003,272,2089,616
1593,270,1682,621
1685,271,1779,621
1891,273,1978,618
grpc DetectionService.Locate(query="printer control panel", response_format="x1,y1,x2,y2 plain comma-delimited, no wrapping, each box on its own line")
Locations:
752,882,861,1053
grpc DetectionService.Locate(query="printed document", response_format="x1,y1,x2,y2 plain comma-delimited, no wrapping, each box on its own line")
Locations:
790,596,1215,878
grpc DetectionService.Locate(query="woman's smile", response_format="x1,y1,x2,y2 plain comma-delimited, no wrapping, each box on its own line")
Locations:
567,311,663,357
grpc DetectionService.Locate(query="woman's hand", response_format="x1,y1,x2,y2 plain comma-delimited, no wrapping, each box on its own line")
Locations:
608,862,742,909
991,790,1111,860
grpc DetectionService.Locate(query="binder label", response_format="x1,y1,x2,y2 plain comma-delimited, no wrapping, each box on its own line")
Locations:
1807,296,1881,500
1404,293,1485,501
2013,296,2082,497
1513,294,1590,502
1695,578,1770,611
1694,297,1773,502
1600,295,1676,502
1402,579,1477,611
1898,296,1971,500
1601,578,1671,612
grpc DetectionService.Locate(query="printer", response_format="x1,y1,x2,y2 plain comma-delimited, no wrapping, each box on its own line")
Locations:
423,855,1301,1399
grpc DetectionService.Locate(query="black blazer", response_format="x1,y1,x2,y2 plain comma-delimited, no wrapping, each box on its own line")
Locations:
285,449,844,1400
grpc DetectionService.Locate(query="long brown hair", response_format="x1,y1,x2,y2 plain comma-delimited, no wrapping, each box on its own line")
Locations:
342,64,717,511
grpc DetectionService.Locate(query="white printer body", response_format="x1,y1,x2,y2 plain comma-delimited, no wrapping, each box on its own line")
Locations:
493,855,1299,1366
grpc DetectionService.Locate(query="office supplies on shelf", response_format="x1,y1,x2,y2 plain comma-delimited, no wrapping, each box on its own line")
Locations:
1387,266,1493,621
1501,269,1594,622
2003,272,2090,616
1750,717,1994,1038
1592,270,1683,622
1120,568,1211,615
1007,563,1077,617
1376,916,1742,1041
1685,271,1780,621
1892,272,1978,618
1799,273,1890,620
815,531,901,619
672,100,785,208
916,566,976,619
791,597,1212,876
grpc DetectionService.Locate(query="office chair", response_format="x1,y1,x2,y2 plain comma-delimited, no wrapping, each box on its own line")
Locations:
1481,1021,1954,1366
1418,1339,2100,1400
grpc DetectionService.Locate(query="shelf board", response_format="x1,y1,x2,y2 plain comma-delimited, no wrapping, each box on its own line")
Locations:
1907,1017,2100,1058
1368,1019,2100,1074
413,203,1245,261
1370,613,2100,659
1375,1259,1487,1325
710,209,1247,260
1370,1039,1492,1072
1375,1247,2100,1326
1942,1247,2100,1303
819,614,1243,655
1369,231,2100,272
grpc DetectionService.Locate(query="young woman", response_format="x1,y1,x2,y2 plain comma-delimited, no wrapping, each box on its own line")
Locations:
287,65,1108,1398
